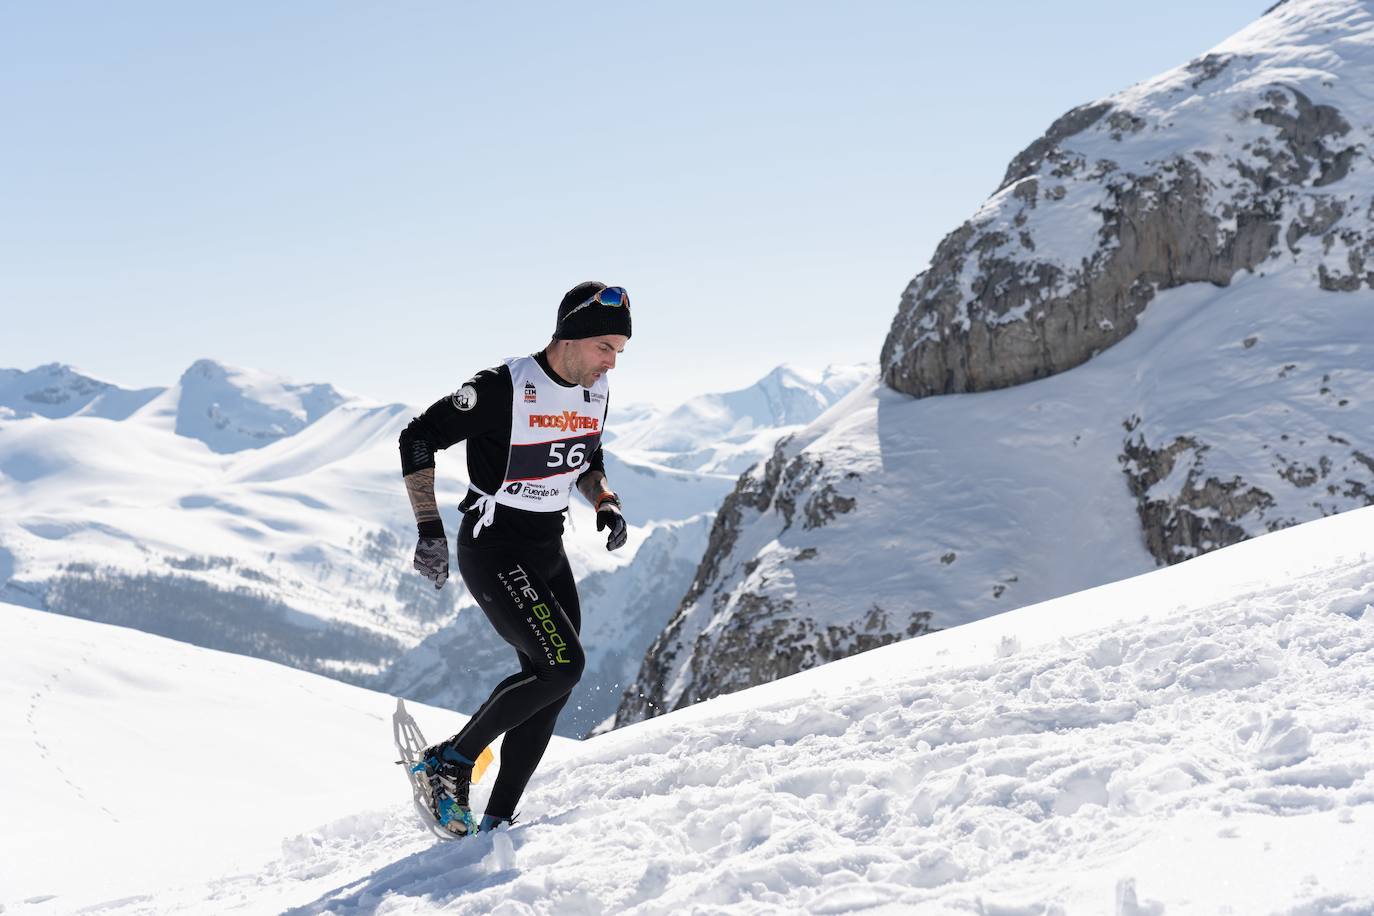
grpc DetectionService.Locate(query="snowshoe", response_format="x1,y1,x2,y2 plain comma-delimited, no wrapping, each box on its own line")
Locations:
412,746,475,837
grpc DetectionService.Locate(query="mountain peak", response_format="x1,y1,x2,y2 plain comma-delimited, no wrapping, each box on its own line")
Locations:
609,362,871,469
173,358,350,454
882,0,1374,399
0,363,162,421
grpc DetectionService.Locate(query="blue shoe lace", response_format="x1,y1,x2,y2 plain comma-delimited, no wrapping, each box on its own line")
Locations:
413,752,474,835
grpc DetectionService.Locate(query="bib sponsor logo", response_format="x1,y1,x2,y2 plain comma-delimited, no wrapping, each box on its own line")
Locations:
528,410,600,432
508,481,558,500
524,381,538,403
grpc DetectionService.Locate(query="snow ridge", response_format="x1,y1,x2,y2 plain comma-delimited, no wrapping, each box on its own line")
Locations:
32,506,1373,914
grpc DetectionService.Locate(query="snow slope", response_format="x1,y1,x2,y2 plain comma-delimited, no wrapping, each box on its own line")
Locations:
619,267,1374,727
167,359,349,454
14,504,1373,914
0,602,542,911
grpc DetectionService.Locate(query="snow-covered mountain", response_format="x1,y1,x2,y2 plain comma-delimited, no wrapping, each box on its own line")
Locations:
612,0,1374,729
165,358,350,454
608,364,871,475
8,504,1372,913
0,363,162,421
0,362,447,682
0,357,851,714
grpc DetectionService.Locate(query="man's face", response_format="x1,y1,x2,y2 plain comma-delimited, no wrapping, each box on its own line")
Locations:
564,334,628,387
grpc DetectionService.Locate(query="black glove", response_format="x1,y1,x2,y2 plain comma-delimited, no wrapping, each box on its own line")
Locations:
596,495,627,551
413,536,449,589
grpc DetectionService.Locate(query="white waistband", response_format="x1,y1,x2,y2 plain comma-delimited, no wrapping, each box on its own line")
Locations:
465,488,497,538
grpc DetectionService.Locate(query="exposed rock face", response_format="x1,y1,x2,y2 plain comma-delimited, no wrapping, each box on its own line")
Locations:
1121,418,1374,566
614,435,934,725
880,61,1362,399
1119,428,1276,564
880,0,1374,564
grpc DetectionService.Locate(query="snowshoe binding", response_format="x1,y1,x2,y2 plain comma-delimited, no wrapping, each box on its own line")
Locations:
411,744,475,837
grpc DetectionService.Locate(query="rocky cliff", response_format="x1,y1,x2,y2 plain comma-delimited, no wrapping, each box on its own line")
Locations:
613,0,1374,730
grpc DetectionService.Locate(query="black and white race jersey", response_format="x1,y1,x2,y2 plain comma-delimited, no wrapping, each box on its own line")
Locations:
489,354,608,516
399,350,609,545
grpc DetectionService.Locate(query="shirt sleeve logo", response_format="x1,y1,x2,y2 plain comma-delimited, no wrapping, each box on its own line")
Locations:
451,384,478,411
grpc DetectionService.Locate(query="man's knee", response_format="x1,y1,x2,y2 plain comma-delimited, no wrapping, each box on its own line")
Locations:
550,647,585,688
527,603,584,679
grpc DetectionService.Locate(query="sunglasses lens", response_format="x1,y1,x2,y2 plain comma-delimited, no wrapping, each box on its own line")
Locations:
598,287,628,308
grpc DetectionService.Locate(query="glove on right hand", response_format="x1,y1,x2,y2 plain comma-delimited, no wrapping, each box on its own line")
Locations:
413,536,449,589
596,496,628,552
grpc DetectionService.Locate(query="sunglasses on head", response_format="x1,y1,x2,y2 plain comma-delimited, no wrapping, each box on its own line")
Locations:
563,286,630,321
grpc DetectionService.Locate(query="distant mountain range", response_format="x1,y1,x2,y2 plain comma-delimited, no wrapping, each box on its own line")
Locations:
0,358,348,452
0,355,868,735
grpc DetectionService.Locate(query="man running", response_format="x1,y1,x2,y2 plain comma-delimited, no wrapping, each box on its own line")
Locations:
398,281,631,836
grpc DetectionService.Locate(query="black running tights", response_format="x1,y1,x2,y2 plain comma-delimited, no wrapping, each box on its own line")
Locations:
442,537,585,819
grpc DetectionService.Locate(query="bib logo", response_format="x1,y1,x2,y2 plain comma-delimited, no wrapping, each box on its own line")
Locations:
528,410,600,432
524,381,537,403
509,482,555,499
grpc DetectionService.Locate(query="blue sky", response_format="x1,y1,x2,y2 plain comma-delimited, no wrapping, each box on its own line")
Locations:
1,1,1269,407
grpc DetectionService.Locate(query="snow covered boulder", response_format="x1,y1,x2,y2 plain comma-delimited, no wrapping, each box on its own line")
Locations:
881,0,1370,399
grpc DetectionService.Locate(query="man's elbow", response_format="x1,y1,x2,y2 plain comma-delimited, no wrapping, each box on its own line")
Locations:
399,420,436,475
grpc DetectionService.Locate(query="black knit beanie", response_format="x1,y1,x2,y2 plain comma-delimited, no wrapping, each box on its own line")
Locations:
553,281,633,340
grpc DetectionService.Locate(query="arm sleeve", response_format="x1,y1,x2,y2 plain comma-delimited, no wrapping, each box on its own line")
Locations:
399,366,507,476
576,389,609,486
401,368,508,477
577,445,606,481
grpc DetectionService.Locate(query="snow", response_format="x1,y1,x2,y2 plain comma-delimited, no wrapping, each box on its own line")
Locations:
607,363,870,476
647,254,1374,720
920,0,1374,357
6,2,1374,909
0,603,511,911
0,355,854,746
4,504,1373,913
171,359,350,455
0,363,163,422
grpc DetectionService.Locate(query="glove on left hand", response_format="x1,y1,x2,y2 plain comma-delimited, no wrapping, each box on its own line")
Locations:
413,536,449,589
